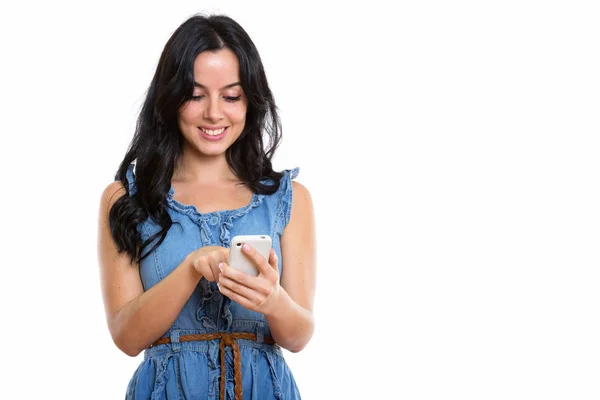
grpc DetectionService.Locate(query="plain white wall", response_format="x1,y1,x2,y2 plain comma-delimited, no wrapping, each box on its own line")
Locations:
1,1,599,399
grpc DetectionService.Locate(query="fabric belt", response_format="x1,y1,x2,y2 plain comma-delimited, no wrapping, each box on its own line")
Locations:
151,332,276,400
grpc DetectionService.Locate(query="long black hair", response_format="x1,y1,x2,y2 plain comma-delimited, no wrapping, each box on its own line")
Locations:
109,14,283,263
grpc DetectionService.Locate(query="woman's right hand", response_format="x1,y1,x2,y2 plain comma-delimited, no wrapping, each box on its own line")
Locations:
188,246,229,282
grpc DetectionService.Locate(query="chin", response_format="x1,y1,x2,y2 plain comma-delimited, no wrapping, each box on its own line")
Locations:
196,144,229,157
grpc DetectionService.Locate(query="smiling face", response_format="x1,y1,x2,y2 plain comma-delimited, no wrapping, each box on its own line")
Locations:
178,48,248,158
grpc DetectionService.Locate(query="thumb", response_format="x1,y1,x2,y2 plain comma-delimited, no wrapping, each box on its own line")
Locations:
269,248,279,271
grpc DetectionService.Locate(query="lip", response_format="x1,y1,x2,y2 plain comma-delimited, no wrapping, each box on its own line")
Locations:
198,126,228,141
199,126,228,130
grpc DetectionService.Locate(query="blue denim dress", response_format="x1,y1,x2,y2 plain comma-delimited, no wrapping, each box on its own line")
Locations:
123,163,302,400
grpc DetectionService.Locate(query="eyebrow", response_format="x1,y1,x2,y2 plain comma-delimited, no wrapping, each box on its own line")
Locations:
193,81,242,90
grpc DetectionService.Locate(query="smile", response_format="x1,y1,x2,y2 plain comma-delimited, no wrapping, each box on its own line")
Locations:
199,127,227,136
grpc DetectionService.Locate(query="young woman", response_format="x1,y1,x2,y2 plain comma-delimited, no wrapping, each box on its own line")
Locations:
97,14,316,399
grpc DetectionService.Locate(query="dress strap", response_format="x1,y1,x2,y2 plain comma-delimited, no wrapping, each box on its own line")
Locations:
278,167,300,231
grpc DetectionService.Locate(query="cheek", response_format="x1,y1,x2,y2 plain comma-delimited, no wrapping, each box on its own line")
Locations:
230,104,248,125
179,103,202,125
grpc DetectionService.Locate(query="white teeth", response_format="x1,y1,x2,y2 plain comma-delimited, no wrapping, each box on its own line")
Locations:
201,127,225,136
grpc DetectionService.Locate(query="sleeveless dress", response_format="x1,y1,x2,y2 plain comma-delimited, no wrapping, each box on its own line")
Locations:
123,163,302,400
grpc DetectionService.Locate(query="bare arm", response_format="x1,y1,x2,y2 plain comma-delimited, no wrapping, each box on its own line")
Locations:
203,180,317,352
264,181,316,352
97,182,221,356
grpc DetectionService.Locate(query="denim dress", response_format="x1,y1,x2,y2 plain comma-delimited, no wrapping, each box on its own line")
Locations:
123,163,302,400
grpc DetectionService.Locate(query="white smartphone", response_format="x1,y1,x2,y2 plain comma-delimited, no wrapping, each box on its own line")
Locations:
229,235,272,277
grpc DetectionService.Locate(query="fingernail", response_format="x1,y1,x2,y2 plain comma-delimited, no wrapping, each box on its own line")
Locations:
218,263,223,271
243,243,250,251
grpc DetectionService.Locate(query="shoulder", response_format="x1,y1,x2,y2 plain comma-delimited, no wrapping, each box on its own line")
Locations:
272,168,307,230
283,167,309,204
100,181,127,213
289,180,314,221
291,181,312,204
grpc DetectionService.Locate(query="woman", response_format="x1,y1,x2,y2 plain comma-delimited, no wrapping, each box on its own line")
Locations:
97,14,316,399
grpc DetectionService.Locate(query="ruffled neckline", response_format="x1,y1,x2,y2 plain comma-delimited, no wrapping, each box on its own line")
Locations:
165,186,265,221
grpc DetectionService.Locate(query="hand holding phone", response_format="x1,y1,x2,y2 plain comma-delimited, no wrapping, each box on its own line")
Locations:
228,235,272,277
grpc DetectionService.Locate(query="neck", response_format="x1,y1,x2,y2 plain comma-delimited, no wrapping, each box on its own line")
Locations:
174,149,237,184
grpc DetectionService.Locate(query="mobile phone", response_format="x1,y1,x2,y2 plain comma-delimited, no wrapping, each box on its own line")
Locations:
229,235,272,276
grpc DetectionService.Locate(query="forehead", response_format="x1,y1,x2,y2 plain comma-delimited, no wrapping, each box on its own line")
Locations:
192,48,241,88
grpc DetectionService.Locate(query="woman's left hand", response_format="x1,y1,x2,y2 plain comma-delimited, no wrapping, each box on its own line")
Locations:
217,244,281,316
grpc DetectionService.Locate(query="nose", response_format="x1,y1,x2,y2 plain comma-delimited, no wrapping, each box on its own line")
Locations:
204,97,223,122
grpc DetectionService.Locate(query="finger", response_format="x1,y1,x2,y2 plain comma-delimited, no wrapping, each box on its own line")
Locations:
209,262,221,283
193,258,215,281
218,280,256,310
218,275,262,302
221,262,272,297
221,247,230,263
219,262,266,294
210,250,229,281
268,248,278,271
242,243,274,277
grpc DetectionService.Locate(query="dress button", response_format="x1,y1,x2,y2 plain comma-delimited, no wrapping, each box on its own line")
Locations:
209,216,219,226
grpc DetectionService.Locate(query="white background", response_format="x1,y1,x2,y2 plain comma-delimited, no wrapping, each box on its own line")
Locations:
1,1,599,399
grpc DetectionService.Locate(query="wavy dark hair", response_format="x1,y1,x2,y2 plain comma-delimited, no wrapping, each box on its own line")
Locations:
109,14,283,263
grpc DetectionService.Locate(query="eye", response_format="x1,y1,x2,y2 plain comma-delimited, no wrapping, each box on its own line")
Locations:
224,96,241,103
191,95,205,101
